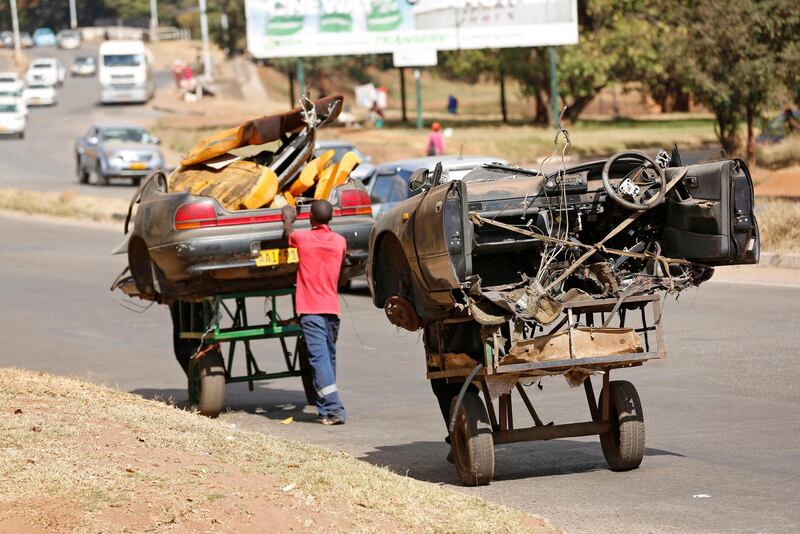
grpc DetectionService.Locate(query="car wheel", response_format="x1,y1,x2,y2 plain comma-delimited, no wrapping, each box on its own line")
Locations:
17,131,24,140
132,176,143,187
96,166,109,186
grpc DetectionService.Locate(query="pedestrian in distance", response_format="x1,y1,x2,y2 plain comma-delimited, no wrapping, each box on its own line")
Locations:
282,200,348,425
426,122,445,156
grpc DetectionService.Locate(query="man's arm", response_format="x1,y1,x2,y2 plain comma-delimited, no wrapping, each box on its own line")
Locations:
281,205,297,240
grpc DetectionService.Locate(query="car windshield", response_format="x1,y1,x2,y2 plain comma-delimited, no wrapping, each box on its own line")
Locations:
27,84,49,89
59,31,78,38
32,63,52,69
0,89,21,96
0,103,18,113
370,169,412,204
102,54,143,67
100,127,150,143
74,57,94,65
0,77,17,83
34,29,53,36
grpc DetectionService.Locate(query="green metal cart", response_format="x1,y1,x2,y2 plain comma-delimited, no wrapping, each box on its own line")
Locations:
175,287,314,417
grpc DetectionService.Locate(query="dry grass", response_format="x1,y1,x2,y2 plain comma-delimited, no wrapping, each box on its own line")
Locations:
0,368,553,533
0,188,129,224
756,199,800,254
756,137,800,170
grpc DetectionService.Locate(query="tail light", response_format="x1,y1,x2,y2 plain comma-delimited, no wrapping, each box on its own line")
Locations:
174,201,217,230
335,188,372,216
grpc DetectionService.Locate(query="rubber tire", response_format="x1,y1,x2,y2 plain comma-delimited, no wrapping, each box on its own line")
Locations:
600,380,645,471
77,157,89,183
133,176,143,187
450,392,495,486
297,339,317,406
188,349,226,417
95,165,109,186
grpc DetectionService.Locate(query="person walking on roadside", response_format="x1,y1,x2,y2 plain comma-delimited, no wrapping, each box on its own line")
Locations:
425,122,445,156
282,200,347,425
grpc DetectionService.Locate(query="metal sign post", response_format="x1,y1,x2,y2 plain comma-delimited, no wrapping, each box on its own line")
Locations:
69,0,78,29
9,0,21,64
199,0,213,80
549,47,559,127
149,0,159,41
415,68,423,130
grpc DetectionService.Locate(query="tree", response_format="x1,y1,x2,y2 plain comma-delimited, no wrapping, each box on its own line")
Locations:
673,0,800,163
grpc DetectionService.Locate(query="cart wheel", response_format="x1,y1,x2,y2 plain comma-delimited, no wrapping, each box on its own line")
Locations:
600,380,645,471
449,392,495,486
188,349,226,417
297,339,317,406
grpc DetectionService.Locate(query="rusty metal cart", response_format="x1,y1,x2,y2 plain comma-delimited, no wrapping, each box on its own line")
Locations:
426,293,664,485
175,287,314,417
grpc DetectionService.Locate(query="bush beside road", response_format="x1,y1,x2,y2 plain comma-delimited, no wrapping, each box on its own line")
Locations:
0,368,553,533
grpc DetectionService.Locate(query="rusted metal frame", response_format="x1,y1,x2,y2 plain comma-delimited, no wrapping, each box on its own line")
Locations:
496,353,653,373
493,421,611,444
515,383,544,426
225,300,244,380
584,377,599,422
499,394,509,432
567,309,576,359
561,294,659,311
239,299,259,391
601,369,611,422
653,297,666,358
640,305,650,352
480,380,500,431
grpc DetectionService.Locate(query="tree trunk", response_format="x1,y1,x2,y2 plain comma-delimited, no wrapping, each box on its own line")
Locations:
563,93,596,124
533,90,549,125
746,105,756,167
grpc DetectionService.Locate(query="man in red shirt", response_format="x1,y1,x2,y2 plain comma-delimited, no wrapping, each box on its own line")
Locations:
282,200,347,425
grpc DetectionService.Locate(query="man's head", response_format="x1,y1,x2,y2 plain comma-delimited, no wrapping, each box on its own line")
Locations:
310,200,333,226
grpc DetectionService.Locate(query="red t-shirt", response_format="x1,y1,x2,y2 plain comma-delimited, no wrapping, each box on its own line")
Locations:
289,225,346,315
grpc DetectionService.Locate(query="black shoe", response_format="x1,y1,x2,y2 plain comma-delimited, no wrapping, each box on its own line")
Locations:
446,449,454,463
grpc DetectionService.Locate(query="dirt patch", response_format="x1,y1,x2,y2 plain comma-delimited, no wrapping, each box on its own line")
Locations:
753,166,800,197
0,368,556,533
0,188,129,224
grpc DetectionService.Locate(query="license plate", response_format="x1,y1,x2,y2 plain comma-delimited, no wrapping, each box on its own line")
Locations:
31,98,41,103
0,127,7,133
255,247,299,267
128,163,147,170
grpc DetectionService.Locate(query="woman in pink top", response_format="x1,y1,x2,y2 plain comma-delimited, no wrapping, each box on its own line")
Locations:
425,122,445,156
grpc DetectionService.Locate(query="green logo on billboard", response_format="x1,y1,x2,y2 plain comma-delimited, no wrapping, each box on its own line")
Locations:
367,0,402,32
320,12,353,33
267,8,305,36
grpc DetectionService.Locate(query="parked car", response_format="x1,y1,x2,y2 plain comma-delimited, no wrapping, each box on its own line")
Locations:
757,110,800,143
0,97,26,138
19,32,33,48
23,83,57,106
75,124,164,186
314,139,375,184
25,58,65,87
111,95,375,301
32,27,57,47
56,29,81,49
367,156,507,219
0,31,13,48
70,56,96,76
366,150,760,328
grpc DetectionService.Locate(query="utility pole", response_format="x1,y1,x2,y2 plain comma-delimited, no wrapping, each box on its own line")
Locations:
499,67,508,124
9,0,21,65
414,68,422,130
69,0,78,29
149,0,159,41
399,67,407,123
549,46,559,127
198,0,212,80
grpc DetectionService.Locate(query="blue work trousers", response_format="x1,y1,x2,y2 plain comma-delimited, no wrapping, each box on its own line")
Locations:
299,314,345,420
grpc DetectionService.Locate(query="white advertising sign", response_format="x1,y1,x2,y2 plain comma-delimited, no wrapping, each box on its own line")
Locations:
245,0,579,59
392,48,438,67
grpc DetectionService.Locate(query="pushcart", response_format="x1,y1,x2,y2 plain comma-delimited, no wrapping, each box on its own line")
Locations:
174,287,314,417
426,293,664,485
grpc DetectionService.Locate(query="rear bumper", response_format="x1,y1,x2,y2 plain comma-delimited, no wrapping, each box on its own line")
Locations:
101,87,149,103
147,218,373,297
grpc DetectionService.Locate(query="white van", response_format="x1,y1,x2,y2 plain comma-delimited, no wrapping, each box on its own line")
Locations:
98,40,155,104
24,58,65,87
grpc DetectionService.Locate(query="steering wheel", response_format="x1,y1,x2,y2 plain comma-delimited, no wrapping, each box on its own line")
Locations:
601,151,666,210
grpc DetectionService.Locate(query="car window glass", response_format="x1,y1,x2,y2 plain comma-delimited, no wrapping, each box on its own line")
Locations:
100,128,149,143
0,103,18,112
370,172,408,203
102,54,143,68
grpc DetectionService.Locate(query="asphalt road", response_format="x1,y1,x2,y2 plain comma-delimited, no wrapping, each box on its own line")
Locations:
0,45,165,198
1,211,799,533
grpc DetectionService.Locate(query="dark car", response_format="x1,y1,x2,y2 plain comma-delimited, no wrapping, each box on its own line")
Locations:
113,95,374,301
366,149,760,328
314,139,375,185
75,124,164,186
367,155,507,219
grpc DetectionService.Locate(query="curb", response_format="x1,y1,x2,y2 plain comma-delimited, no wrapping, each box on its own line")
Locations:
760,252,800,269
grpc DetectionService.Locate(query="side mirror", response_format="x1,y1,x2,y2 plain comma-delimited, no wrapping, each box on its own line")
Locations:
408,168,430,193
152,136,161,145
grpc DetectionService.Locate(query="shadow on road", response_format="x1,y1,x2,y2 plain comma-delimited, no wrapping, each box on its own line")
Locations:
359,439,685,484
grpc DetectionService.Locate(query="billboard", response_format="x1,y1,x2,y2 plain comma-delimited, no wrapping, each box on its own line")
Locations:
245,0,578,59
